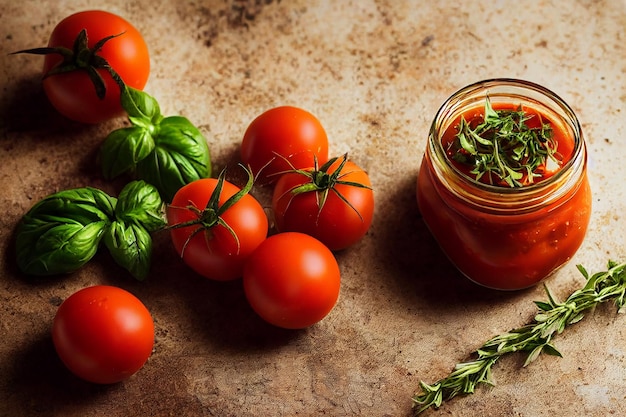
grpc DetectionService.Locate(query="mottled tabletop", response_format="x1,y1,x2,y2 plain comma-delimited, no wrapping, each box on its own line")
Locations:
1,1,625,416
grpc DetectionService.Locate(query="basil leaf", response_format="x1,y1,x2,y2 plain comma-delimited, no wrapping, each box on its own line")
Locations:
115,180,166,232
121,86,163,127
100,88,211,202
15,187,115,276
135,115,211,202
103,220,152,281
100,126,155,180
17,222,108,276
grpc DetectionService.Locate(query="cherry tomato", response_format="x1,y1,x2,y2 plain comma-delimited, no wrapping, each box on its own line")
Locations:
240,106,329,184
167,176,268,281
243,232,341,329
52,285,154,384
41,10,150,123
272,156,374,251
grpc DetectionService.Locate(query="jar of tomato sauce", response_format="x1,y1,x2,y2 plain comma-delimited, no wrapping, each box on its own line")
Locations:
416,79,592,290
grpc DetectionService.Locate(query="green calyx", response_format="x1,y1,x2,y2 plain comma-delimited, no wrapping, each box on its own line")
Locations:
12,28,125,99
167,165,254,256
278,153,372,221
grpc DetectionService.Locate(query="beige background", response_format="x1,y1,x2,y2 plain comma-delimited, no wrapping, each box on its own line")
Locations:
1,1,626,416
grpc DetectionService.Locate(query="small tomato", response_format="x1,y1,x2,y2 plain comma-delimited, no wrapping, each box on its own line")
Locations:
167,170,268,281
243,232,341,329
272,155,374,251
18,10,150,123
52,285,155,384
240,106,329,184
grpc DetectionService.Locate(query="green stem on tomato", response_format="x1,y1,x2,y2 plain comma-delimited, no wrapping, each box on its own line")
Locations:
11,29,126,99
274,153,372,223
166,164,254,257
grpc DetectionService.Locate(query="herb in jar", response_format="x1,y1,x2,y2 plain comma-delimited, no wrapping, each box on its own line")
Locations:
447,97,562,187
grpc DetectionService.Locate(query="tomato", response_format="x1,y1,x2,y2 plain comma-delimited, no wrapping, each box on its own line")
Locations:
167,175,268,281
272,156,374,251
41,10,150,123
52,285,154,384
243,232,341,329
240,106,329,184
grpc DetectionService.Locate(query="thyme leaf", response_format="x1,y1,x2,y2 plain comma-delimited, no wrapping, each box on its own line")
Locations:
412,260,626,414
449,97,561,187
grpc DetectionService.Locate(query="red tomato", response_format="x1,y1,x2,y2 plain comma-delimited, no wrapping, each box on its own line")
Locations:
240,106,329,184
41,10,150,123
167,177,268,281
272,157,374,251
52,285,154,384
243,232,341,329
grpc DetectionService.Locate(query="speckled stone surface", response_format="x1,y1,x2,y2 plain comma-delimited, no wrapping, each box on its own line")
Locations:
1,1,626,416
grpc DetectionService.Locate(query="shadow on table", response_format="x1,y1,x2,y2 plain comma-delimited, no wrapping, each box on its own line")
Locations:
1,335,116,416
366,170,529,312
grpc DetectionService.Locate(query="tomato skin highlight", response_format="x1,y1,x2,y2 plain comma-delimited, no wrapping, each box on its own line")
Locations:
167,178,269,281
52,285,154,384
272,159,374,251
243,232,341,329
240,106,329,184
42,10,150,123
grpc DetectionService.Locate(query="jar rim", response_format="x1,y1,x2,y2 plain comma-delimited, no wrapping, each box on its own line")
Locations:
428,78,586,211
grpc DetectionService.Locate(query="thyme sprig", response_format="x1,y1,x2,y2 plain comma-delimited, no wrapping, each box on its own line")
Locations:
450,97,561,187
412,260,626,415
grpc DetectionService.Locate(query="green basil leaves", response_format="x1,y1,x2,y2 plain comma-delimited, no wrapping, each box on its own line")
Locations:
17,84,213,281
100,86,211,202
16,181,165,281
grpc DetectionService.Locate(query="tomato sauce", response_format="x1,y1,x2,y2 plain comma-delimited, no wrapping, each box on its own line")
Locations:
416,81,592,290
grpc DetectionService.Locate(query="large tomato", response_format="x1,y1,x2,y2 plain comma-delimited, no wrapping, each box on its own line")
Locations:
52,285,154,384
243,232,341,329
240,106,329,184
167,175,268,281
40,10,150,123
272,156,374,251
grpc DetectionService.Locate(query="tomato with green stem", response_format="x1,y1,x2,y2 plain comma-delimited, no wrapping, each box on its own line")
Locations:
52,285,154,384
272,154,374,251
240,106,329,184
13,10,150,123
167,167,268,281
243,232,341,329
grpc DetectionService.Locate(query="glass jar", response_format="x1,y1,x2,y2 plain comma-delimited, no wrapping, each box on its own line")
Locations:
416,79,592,290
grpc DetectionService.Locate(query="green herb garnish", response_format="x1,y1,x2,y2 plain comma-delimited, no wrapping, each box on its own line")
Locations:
412,260,626,414
450,97,561,187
